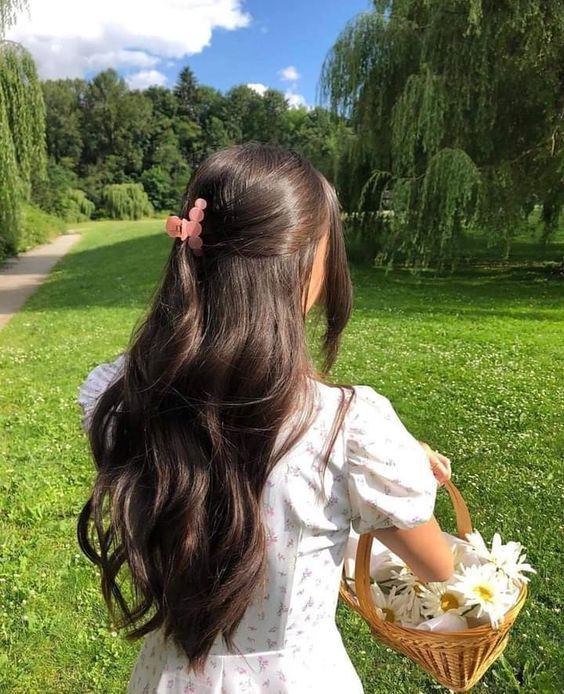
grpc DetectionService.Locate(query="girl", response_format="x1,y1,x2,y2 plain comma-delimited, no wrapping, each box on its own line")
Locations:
76,142,453,693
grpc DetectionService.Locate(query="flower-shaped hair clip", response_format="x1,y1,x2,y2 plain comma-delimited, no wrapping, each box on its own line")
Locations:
165,197,207,256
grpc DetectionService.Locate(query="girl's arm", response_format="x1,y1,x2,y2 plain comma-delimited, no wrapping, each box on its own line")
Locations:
372,515,454,582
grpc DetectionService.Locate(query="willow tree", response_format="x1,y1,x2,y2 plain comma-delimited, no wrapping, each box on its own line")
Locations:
320,0,564,269
0,0,27,35
0,1,47,255
102,183,153,220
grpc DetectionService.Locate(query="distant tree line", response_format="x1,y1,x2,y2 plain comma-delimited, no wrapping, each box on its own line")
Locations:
38,67,352,222
2,0,562,269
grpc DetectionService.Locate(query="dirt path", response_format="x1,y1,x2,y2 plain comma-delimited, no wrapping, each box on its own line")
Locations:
0,232,82,330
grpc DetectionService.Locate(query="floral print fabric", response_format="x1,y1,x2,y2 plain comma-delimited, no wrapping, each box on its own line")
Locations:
77,356,437,693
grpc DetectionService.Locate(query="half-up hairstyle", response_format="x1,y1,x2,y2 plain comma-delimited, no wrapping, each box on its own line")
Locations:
77,142,355,673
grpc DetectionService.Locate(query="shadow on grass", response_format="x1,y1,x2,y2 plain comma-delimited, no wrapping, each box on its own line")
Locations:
20,230,169,313
13,228,564,325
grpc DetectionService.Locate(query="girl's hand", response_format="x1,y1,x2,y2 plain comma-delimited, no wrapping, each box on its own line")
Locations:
418,441,452,486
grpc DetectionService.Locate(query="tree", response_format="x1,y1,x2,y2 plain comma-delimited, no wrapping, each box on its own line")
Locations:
42,78,85,165
0,40,47,255
320,0,564,269
287,106,354,183
80,69,153,176
0,0,27,36
101,183,153,220
174,66,200,121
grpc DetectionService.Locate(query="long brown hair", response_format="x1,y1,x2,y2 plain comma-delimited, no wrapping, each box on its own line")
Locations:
77,142,355,673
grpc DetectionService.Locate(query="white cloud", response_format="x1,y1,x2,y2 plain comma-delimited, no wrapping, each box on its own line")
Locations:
127,70,168,90
86,50,161,71
285,89,308,110
247,82,268,96
248,82,308,110
279,65,300,82
7,0,251,80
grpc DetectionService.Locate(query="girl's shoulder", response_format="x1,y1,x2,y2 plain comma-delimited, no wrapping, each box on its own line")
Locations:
310,378,394,427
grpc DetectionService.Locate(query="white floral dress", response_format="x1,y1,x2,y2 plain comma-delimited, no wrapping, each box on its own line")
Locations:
77,354,437,694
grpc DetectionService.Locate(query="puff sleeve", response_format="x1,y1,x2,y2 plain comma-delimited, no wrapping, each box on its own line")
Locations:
76,353,127,433
345,385,437,534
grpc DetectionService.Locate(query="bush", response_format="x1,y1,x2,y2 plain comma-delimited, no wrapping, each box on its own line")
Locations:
32,161,95,222
101,183,153,220
61,189,95,222
1,204,66,262
17,204,66,253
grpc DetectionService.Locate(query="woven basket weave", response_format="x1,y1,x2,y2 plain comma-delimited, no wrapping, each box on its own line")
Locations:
339,479,527,692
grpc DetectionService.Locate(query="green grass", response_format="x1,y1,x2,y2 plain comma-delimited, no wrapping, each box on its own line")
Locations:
0,220,562,693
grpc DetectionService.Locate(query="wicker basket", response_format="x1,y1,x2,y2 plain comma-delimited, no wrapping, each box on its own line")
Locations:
339,479,527,692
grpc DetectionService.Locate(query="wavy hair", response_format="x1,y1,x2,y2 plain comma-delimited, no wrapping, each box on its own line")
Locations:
77,142,355,673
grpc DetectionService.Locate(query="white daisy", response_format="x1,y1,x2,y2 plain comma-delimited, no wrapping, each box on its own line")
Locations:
399,589,427,628
419,581,467,619
444,532,481,568
370,584,413,625
389,566,426,596
489,533,537,584
344,532,405,583
451,564,513,628
464,530,493,562
464,530,536,586
372,549,406,583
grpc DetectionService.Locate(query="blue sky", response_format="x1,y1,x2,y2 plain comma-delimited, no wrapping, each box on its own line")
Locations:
185,0,372,106
8,0,372,108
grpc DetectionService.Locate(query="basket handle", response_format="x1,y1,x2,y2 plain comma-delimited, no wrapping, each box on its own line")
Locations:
354,479,473,626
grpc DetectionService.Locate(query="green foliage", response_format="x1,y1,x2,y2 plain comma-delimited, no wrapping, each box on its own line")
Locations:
0,78,20,256
61,189,95,223
0,42,47,194
81,70,153,178
0,41,48,256
321,0,564,268
40,69,351,226
32,159,95,223
101,183,153,220
0,0,27,36
16,203,66,253
140,165,187,213
42,79,85,165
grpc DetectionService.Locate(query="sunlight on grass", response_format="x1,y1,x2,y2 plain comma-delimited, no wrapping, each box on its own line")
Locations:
0,220,562,692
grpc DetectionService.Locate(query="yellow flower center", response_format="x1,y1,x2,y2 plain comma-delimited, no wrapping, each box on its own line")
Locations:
383,608,395,623
474,585,494,602
439,592,461,612
413,583,423,595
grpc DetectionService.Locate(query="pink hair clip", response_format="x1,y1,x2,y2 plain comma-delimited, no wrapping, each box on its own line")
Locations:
165,197,208,256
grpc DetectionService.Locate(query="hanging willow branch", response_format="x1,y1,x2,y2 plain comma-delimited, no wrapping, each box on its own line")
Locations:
0,41,47,194
320,0,564,268
0,78,20,253
102,183,153,220
0,0,28,37
0,39,47,256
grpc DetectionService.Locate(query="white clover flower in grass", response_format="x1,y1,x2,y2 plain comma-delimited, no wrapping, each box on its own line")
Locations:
419,581,467,619
451,564,514,628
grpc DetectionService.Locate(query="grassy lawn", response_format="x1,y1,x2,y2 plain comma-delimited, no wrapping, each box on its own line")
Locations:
0,219,562,693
